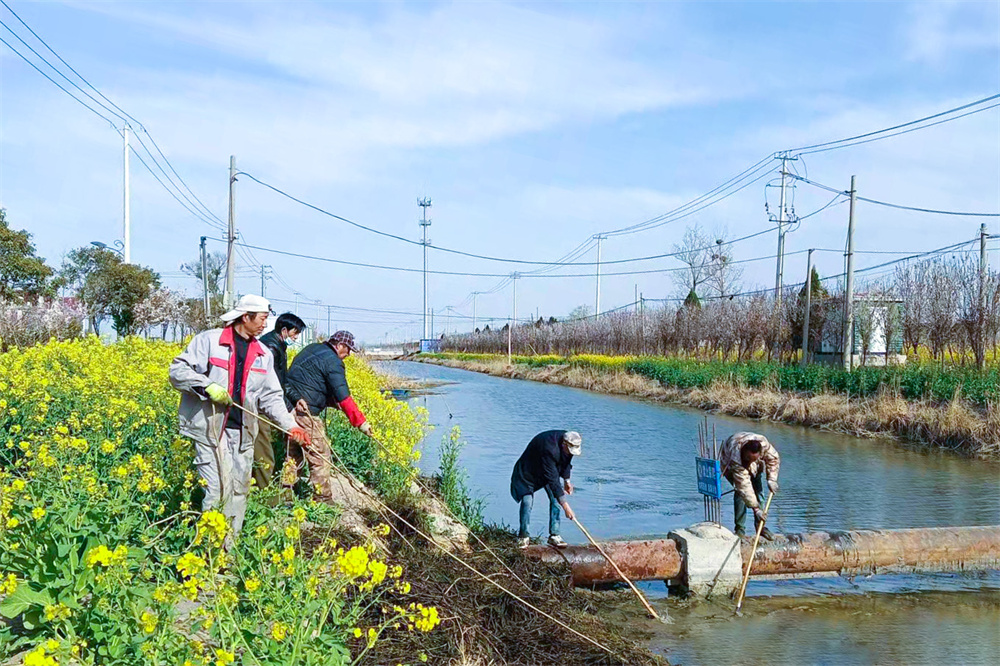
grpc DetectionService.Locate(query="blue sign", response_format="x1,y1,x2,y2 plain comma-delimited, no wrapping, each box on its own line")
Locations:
696,457,723,499
419,339,442,353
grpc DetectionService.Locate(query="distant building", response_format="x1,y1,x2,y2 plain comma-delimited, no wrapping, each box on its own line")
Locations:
815,295,906,367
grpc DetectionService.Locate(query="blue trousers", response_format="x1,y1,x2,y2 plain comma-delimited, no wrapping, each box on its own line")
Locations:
518,486,561,538
732,469,765,534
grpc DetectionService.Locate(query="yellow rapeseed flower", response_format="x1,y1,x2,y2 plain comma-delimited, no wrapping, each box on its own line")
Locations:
271,621,289,641
176,553,207,579
84,544,127,569
22,646,56,666
44,603,71,622
140,610,158,634
0,573,17,596
214,648,235,666
195,511,228,547
337,546,369,578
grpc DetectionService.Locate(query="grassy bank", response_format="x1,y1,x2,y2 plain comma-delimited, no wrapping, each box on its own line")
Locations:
0,338,663,665
420,353,999,458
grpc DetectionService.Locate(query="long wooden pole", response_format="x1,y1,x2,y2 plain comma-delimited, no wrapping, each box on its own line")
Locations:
572,517,662,621
734,491,774,614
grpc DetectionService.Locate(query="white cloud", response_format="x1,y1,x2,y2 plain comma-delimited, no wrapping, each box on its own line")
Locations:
904,0,1000,65
67,0,725,151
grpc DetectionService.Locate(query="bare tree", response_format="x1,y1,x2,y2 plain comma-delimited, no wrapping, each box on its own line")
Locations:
924,260,960,361
894,263,928,356
954,256,1000,369
671,224,713,299
181,251,226,296
853,294,878,366
706,230,744,299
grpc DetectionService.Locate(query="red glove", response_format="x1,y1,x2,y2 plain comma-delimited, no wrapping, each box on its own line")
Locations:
288,427,311,447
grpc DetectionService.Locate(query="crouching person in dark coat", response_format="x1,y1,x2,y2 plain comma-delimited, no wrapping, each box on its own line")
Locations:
510,430,582,549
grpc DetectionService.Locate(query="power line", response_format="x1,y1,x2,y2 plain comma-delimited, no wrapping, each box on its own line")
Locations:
603,157,779,237
0,4,225,230
0,32,114,127
798,102,1000,157
788,174,999,217
787,93,1000,154
238,171,783,268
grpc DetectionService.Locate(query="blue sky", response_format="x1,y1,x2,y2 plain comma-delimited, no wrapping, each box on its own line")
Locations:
1,0,998,342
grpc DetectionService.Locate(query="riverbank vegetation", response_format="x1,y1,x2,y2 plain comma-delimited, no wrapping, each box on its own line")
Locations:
421,353,999,458
447,251,1000,370
1,338,663,665
431,253,999,458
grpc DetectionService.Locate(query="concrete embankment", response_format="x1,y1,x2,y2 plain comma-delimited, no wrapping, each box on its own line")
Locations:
417,356,999,458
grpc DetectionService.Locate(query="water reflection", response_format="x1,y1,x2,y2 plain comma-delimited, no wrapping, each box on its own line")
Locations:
648,586,1000,666
386,361,1000,664
391,361,1000,541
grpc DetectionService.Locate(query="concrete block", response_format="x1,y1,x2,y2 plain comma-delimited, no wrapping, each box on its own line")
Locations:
669,522,743,598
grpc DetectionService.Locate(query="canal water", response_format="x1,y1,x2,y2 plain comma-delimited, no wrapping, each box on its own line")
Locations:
385,361,1000,665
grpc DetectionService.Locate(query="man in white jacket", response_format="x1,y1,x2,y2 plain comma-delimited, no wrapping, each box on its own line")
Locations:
169,294,309,542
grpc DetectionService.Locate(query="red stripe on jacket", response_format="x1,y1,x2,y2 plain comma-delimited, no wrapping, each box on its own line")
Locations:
218,325,267,403
338,396,366,428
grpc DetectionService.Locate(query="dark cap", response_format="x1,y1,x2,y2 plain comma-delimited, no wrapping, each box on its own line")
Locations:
330,330,358,352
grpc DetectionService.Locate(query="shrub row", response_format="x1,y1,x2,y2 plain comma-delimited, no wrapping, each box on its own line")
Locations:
426,352,999,406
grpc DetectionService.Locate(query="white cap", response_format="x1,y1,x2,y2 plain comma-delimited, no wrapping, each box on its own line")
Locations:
563,431,582,456
220,294,271,323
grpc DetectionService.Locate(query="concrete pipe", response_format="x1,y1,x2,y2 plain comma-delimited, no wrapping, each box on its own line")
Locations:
523,525,1000,587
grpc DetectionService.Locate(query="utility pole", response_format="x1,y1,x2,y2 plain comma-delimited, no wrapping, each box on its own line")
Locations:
419,198,432,340
122,125,131,263
508,273,519,363
980,223,989,315
774,156,789,301
472,292,480,332
224,156,237,310
430,308,435,339
594,234,606,317
260,265,270,297
842,175,857,371
801,248,814,367
200,236,210,325
639,292,645,355
327,305,332,339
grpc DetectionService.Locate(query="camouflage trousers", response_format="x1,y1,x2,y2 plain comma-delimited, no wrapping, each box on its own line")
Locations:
282,412,335,502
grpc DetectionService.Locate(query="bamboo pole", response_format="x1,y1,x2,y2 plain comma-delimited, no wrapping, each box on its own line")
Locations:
572,517,663,621
734,491,774,614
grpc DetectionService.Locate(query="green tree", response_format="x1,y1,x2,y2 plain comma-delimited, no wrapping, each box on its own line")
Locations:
61,246,160,337
85,262,160,337
57,246,121,334
683,288,702,309
0,209,54,302
791,266,830,356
